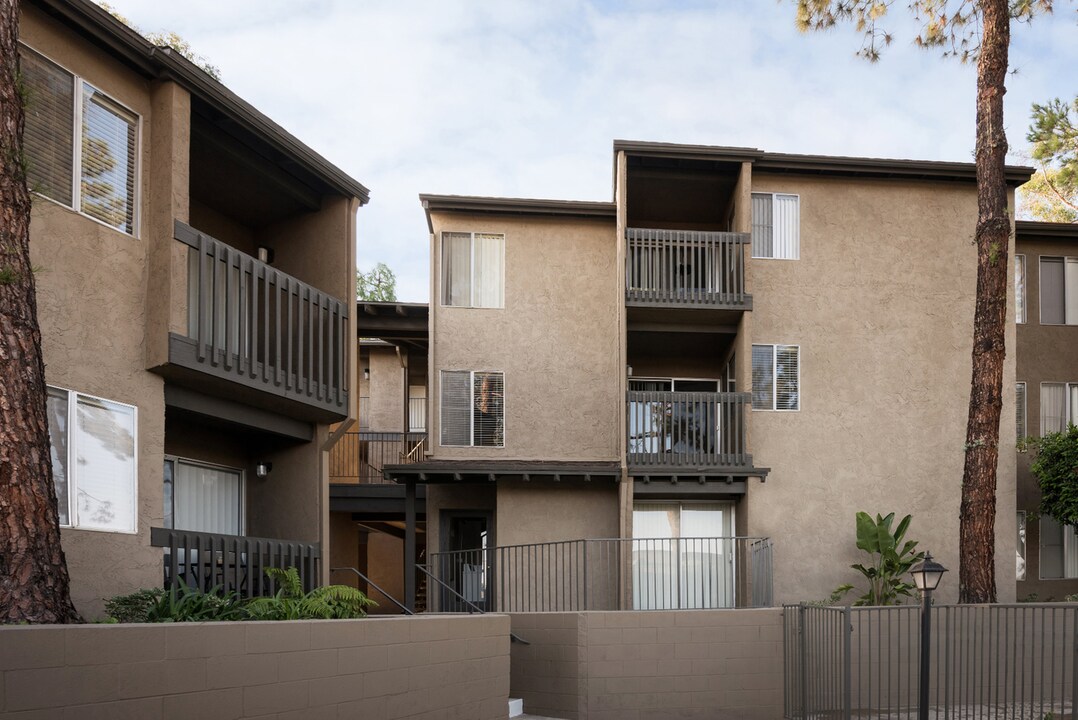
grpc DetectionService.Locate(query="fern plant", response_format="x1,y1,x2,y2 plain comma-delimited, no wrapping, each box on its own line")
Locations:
145,584,245,622
244,567,376,621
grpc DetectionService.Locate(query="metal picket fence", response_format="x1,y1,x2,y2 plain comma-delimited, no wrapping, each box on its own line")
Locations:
784,602,1078,719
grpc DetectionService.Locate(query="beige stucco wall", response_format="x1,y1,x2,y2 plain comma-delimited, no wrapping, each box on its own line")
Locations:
429,214,620,461
496,482,620,547
23,6,166,618
368,345,405,431
747,173,1018,604
1014,235,1078,600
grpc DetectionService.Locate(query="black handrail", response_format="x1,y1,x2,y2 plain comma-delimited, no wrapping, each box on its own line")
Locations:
330,566,413,615
416,563,529,645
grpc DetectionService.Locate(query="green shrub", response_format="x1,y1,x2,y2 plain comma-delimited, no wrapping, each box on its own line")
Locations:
244,567,376,621
104,587,164,623
832,511,925,606
145,584,246,623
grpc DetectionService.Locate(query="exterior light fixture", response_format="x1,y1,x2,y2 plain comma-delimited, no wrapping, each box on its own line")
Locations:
255,462,273,479
257,245,274,264
911,552,947,720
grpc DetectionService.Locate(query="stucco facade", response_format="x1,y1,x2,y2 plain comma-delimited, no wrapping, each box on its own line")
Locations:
21,0,365,616
397,141,1028,609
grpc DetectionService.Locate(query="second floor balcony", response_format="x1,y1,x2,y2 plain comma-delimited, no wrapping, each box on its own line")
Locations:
626,228,751,310
627,390,752,472
159,221,350,422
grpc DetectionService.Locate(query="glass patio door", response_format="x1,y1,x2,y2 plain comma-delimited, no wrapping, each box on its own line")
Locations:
632,502,734,609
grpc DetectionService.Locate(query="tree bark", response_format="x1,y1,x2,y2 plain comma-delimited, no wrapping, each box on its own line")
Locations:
959,0,1010,604
0,0,80,623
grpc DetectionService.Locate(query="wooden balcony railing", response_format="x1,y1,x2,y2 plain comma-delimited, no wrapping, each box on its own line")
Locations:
627,391,751,469
150,527,320,598
329,431,428,484
626,228,750,308
170,221,349,420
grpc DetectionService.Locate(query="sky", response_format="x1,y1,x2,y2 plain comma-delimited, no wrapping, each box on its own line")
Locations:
104,0,1078,302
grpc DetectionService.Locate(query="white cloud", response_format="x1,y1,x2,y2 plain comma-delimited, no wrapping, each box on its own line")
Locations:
105,0,1078,301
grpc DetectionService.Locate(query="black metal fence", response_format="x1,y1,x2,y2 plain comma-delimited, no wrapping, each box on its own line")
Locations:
626,227,750,307
428,537,773,613
150,527,320,598
784,602,1078,719
627,390,751,469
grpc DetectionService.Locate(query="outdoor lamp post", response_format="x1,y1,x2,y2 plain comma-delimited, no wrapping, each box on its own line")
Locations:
910,553,948,720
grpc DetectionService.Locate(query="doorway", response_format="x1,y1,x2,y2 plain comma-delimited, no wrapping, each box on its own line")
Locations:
438,511,493,611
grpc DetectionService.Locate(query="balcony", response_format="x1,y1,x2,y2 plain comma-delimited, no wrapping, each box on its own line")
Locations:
627,390,751,471
162,221,349,422
625,228,751,311
330,431,428,484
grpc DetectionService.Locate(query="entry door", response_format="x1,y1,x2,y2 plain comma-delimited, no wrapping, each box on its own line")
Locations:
439,512,492,611
632,502,734,609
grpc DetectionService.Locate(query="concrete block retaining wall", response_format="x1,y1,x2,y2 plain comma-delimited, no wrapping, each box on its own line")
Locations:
0,614,509,719
510,609,785,720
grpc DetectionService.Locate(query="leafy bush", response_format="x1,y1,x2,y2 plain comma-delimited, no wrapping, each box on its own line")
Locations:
832,511,925,606
244,567,376,621
144,584,246,623
104,587,164,623
1026,425,1078,530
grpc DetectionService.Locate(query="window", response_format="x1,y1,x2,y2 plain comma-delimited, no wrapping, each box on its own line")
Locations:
442,232,505,307
1039,256,1078,325
1016,382,1027,440
441,370,504,447
45,386,137,533
1039,382,1078,436
21,46,138,235
1015,255,1026,324
1017,512,1027,581
163,458,244,536
751,344,800,411
1040,515,1078,580
751,192,799,259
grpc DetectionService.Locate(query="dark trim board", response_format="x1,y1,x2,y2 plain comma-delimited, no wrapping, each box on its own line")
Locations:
330,483,427,516
164,385,314,441
634,479,748,498
383,460,621,484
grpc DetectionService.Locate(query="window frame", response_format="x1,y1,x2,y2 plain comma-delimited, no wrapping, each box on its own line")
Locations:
440,231,506,309
751,343,801,412
1038,381,1078,437
1015,254,1026,324
19,43,141,238
439,369,506,448
163,456,246,536
1038,515,1078,580
47,384,138,534
1038,255,1078,326
750,192,800,261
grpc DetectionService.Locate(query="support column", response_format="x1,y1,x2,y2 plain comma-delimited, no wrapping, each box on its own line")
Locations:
404,480,417,612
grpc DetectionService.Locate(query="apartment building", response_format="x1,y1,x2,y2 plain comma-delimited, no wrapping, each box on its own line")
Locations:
369,141,1030,611
1015,220,1078,599
21,0,367,615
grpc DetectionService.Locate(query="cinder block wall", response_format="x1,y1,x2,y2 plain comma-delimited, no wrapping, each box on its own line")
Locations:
510,609,784,720
0,615,509,719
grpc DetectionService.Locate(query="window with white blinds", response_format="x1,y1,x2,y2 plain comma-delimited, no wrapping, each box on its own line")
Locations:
19,45,138,235
751,192,799,259
45,386,137,533
1039,515,1078,580
751,344,800,411
440,370,505,447
441,232,505,307
1015,255,1026,324
163,458,244,536
1040,382,1078,436
1040,256,1078,325
1016,382,1027,441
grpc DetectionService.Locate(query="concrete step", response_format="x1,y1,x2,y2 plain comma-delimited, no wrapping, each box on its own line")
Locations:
508,697,524,717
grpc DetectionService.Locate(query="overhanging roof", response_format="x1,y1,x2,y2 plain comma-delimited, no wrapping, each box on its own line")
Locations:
32,0,370,205
1016,220,1078,241
358,302,429,348
419,194,616,233
614,139,1034,187
384,460,622,484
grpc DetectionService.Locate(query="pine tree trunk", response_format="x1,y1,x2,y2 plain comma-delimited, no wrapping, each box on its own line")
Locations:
958,0,1010,605
0,0,80,623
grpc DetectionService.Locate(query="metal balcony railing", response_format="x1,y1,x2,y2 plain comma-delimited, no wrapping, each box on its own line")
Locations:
627,391,751,469
150,527,320,598
427,536,773,613
626,228,750,307
172,221,349,418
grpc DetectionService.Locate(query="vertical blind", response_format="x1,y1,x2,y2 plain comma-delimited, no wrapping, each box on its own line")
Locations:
21,47,74,205
441,232,504,307
1015,255,1026,323
1040,257,1078,325
171,461,243,536
442,233,471,306
1016,382,1027,440
751,193,799,259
